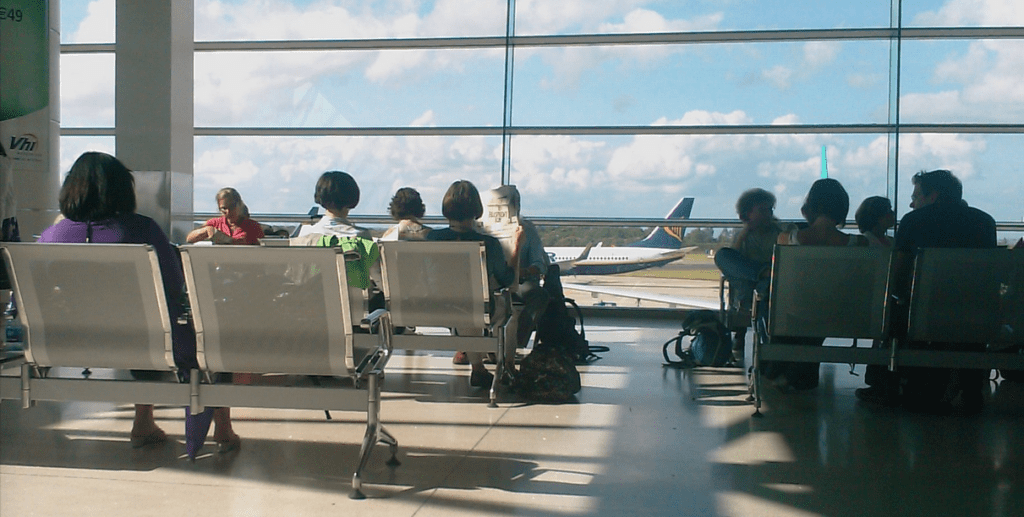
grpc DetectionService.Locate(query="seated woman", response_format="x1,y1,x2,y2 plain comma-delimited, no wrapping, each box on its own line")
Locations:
381,187,431,241
761,178,867,391
855,196,895,247
38,152,239,454
297,170,380,292
427,180,524,388
779,179,867,247
186,187,264,245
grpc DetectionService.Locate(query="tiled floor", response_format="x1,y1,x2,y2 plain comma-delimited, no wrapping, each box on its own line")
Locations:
2,318,1023,516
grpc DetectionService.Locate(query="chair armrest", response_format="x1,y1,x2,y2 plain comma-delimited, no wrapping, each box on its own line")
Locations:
491,288,513,330
719,274,730,311
355,308,393,377
361,308,387,332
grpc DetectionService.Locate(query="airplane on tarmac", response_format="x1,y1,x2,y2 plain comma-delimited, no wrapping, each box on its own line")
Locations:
546,197,698,276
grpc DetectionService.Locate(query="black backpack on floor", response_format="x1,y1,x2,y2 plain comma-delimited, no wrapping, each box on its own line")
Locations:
663,310,732,368
513,290,583,402
511,264,592,402
513,340,582,402
538,264,607,364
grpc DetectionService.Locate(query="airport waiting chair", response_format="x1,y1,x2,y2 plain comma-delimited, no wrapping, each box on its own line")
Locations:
377,240,512,407
0,243,188,407
178,245,395,498
895,247,1024,372
751,245,895,414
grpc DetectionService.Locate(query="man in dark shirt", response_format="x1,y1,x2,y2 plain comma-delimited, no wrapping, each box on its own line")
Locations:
857,169,996,413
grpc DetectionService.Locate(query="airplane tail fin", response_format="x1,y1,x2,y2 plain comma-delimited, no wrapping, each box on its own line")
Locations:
632,197,693,249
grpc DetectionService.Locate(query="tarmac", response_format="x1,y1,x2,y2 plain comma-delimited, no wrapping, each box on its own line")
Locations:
561,261,722,309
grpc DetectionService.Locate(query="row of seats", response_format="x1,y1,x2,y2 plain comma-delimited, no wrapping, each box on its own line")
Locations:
749,245,1024,414
0,240,510,498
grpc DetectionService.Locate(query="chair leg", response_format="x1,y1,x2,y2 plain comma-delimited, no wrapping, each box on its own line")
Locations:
350,372,400,499
489,337,504,408
750,293,764,417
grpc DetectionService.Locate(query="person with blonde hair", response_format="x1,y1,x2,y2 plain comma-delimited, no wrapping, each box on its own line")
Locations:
187,187,264,245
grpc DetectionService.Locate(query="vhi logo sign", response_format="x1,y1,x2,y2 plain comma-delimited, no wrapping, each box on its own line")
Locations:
9,134,38,152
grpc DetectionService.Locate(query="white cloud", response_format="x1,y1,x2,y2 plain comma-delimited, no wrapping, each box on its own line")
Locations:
59,54,115,126
598,8,723,33
896,133,986,180
906,2,1024,123
515,0,650,35
761,65,794,89
803,41,840,68
933,42,990,84
410,110,437,126
901,39,1024,123
66,0,114,43
56,0,1018,223
195,148,262,188
912,0,1024,26
960,41,1024,107
673,110,753,126
846,72,883,89
512,4,725,90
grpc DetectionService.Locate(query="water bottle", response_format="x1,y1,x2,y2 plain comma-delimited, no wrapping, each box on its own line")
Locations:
4,299,23,352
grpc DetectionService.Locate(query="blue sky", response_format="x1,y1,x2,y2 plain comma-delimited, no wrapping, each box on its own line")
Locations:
57,0,1022,231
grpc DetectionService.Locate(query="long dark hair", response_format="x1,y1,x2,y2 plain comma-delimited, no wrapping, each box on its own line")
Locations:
59,152,137,222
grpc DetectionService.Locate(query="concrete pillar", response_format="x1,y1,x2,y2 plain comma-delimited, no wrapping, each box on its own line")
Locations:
115,0,194,243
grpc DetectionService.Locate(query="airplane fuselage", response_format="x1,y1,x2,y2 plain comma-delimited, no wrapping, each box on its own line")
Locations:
546,246,691,275
544,196,696,276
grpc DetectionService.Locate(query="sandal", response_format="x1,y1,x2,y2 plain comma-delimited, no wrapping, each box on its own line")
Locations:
469,369,494,388
216,434,242,454
130,428,168,449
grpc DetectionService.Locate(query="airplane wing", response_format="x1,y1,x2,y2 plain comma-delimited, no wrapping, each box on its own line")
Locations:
562,282,719,310
553,244,593,269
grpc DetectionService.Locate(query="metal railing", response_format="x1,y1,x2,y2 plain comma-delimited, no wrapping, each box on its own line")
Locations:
195,212,1024,234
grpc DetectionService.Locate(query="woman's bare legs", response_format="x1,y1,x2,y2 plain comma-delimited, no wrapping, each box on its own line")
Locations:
212,407,241,451
130,404,166,446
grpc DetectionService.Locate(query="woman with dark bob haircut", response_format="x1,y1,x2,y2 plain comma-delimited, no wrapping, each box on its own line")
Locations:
38,151,239,456
762,178,868,392
779,178,868,247
297,170,372,240
381,187,430,240
316,170,360,213
427,180,523,389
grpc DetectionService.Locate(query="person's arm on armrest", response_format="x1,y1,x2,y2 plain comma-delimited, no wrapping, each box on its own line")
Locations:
186,226,215,243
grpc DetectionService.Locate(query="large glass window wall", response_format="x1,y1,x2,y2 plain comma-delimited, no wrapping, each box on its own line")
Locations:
58,0,1023,239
